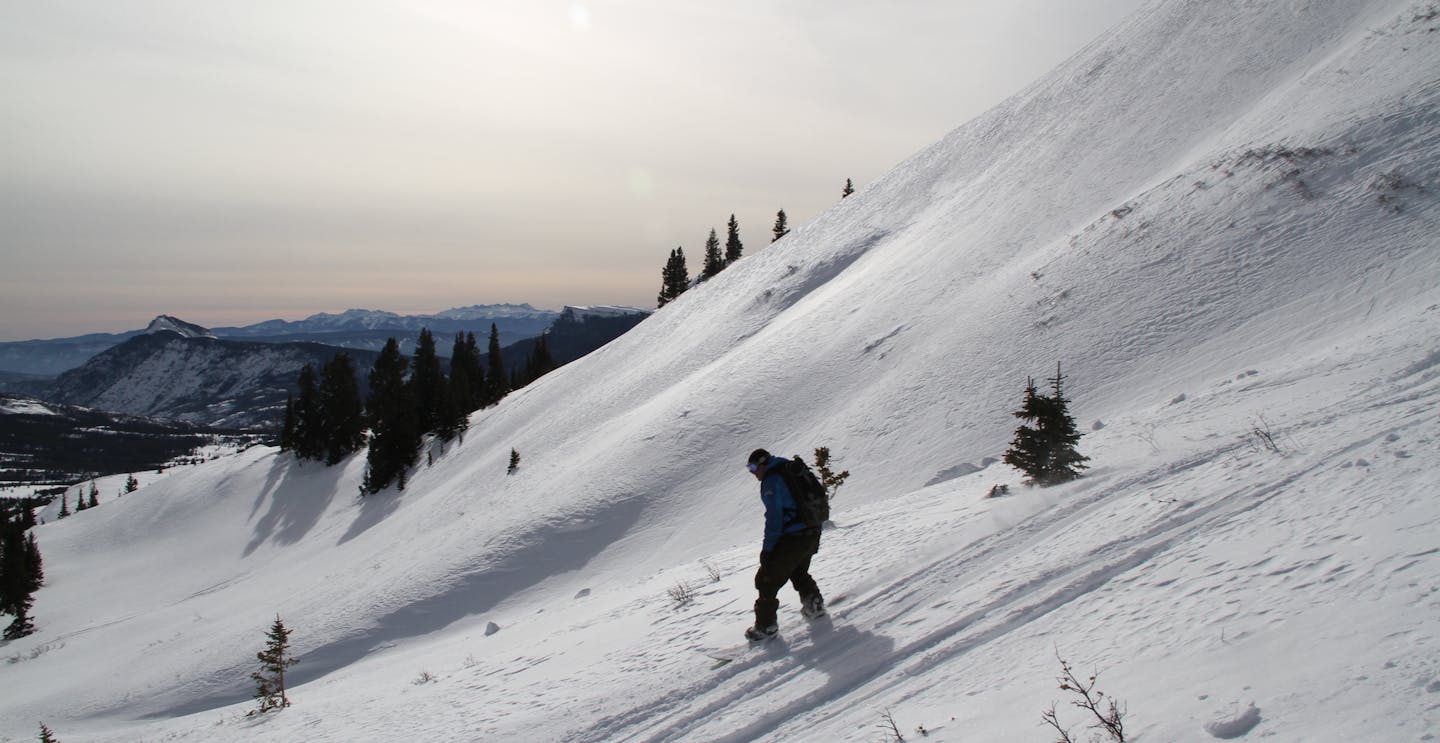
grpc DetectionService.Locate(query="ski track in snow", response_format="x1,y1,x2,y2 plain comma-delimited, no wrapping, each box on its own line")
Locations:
576,366,1440,742
533,333,1440,742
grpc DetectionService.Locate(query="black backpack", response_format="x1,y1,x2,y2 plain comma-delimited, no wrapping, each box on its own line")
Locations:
777,455,830,529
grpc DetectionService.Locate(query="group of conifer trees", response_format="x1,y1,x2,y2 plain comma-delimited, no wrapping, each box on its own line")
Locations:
657,214,748,307
281,324,541,494
657,178,859,309
0,502,44,639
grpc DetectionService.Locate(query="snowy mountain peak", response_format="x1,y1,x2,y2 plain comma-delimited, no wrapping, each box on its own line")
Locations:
558,305,652,322
428,303,549,321
144,315,216,339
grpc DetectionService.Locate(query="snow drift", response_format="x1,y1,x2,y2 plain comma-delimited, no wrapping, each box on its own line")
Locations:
3,0,1438,740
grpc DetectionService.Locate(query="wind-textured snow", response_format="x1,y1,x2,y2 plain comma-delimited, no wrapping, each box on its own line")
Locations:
3,1,1439,740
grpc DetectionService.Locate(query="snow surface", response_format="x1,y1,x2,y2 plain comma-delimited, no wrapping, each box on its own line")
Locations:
3,1,1439,740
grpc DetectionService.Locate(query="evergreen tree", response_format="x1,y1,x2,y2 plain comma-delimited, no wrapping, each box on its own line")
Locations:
772,209,789,242
444,332,478,436
0,515,40,640
251,614,297,713
279,394,297,452
507,448,521,475
520,334,558,387
87,482,99,509
318,353,366,465
842,178,855,198
291,363,324,461
363,339,420,493
483,324,510,407
448,333,476,416
25,532,43,590
410,328,447,435
700,228,725,279
1041,363,1090,483
657,247,690,307
57,493,69,519
1002,378,1049,481
725,214,744,263
124,474,138,494
3,592,34,640
38,722,58,743
1002,365,1089,486
462,332,486,410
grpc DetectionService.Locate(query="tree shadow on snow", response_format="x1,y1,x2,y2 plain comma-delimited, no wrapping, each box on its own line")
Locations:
297,497,647,685
336,482,403,545
151,495,651,721
155,496,648,719
243,455,349,556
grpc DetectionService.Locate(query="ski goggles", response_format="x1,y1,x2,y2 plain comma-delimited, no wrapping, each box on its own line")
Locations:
746,462,762,473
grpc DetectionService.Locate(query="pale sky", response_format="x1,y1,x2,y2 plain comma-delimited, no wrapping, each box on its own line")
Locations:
0,0,1147,341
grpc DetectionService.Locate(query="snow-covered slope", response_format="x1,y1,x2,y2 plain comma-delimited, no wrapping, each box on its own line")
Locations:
3,1,1438,740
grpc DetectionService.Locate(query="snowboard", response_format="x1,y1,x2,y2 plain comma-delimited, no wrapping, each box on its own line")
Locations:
698,594,847,669
698,637,780,669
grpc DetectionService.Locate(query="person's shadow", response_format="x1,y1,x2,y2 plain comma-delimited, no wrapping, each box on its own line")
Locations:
708,617,898,743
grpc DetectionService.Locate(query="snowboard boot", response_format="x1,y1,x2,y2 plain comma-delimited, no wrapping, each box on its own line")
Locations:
744,623,779,642
800,593,826,619
748,597,780,641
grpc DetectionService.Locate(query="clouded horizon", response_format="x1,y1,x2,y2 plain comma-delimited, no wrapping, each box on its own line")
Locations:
1,0,1146,342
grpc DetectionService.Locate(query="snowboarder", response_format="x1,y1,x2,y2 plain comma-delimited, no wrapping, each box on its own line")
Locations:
744,448,825,641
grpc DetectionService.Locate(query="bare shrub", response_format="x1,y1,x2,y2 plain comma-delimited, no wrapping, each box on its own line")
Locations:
1246,415,1284,455
877,708,905,742
667,580,697,608
1042,653,1127,743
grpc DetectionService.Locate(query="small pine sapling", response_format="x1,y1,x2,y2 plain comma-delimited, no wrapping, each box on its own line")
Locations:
813,446,851,500
507,449,521,475
251,615,297,713
38,722,58,743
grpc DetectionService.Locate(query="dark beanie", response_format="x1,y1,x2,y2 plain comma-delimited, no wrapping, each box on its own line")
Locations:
747,448,771,467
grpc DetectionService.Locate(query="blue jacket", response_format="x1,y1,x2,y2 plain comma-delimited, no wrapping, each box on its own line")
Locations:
759,457,812,552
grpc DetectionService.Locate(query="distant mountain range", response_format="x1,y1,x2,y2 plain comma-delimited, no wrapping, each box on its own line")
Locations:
0,304,567,378
7,306,650,431
44,327,385,429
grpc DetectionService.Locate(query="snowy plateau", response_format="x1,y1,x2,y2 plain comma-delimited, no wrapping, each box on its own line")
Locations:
3,0,1439,740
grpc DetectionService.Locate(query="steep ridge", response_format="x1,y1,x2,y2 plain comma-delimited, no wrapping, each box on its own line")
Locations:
2,0,1437,739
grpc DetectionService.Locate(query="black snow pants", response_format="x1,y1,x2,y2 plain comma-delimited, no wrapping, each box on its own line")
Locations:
753,528,822,628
